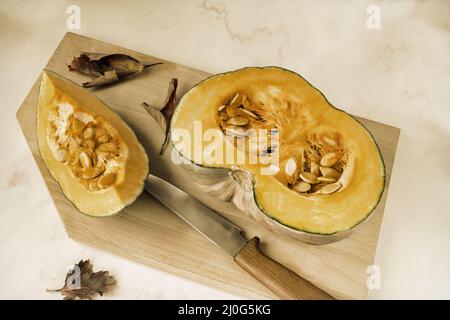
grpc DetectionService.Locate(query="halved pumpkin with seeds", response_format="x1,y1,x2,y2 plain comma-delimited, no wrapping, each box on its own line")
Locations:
37,70,148,216
170,67,385,243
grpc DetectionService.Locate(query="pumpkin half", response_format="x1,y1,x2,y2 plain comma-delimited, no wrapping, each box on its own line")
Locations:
170,67,385,244
37,70,148,216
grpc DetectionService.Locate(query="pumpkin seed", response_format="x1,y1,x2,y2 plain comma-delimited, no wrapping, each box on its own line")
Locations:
111,166,121,172
69,138,79,152
310,162,320,176
218,105,227,112
239,107,259,119
310,183,326,193
79,151,92,168
99,172,117,188
56,135,69,146
320,166,341,179
320,152,340,167
95,128,107,138
82,166,105,179
317,176,337,183
300,172,318,184
55,148,68,162
97,134,111,144
285,158,297,176
229,93,241,105
83,127,94,139
293,181,311,193
227,116,249,126
316,182,341,195
323,135,337,146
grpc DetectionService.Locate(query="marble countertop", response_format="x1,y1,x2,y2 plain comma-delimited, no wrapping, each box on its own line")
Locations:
1,0,449,299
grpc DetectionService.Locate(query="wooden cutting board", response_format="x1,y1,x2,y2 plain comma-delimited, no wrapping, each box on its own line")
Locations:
16,32,400,299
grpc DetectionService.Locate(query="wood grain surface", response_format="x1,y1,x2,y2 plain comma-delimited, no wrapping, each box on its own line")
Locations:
16,32,400,299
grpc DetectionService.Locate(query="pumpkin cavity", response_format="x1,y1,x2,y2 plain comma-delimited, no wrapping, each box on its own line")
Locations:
216,92,352,195
47,102,125,191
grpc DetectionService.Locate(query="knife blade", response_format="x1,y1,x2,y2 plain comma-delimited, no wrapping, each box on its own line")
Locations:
145,173,334,300
145,173,246,256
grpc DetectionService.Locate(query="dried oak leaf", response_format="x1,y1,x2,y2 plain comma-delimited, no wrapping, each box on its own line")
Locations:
142,78,178,155
68,52,162,88
47,259,115,300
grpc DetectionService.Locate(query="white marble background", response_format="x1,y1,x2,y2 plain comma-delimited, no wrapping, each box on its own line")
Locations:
0,0,449,299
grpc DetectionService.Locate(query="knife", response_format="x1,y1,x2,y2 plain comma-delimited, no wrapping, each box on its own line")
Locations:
145,173,334,300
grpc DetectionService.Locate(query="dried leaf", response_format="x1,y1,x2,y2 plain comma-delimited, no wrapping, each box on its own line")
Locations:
47,259,115,300
83,70,119,88
142,102,166,131
68,54,102,77
68,53,162,88
142,78,178,155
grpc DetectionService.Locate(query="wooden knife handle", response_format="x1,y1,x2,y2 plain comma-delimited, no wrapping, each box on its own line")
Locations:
234,237,335,300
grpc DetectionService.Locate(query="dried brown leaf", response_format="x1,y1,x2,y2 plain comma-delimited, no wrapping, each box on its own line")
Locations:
142,102,166,131
159,78,178,155
47,259,115,300
68,52,162,88
83,70,119,88
141,78,178,155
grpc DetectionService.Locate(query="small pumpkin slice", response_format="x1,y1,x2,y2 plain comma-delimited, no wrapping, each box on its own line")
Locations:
37,70,149,216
